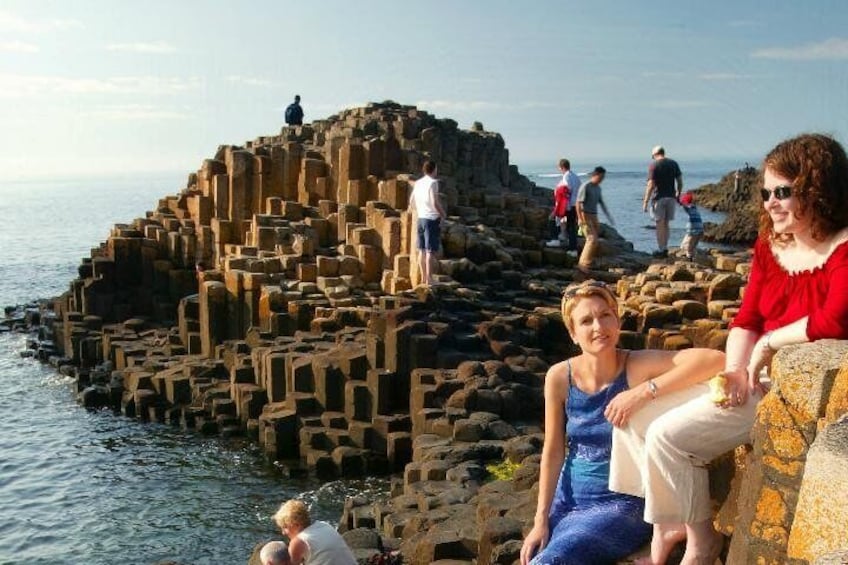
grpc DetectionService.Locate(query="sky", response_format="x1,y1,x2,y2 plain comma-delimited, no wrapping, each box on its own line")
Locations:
2,0,847,179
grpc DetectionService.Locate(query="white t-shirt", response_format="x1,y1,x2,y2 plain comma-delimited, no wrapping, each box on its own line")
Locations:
409,174,442,220
564,170,581,210
298,521,357,565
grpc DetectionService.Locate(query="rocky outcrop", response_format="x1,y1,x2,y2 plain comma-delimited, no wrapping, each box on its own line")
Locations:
17,101,655,482
728,340,848,564
694,167,760,244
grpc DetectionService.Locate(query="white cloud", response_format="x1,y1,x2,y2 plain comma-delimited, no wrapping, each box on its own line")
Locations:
697,73,751,81
643,71,750,81
0,9,81,33
650,100,711,109
641,71,686,79
81,104,191,121
106,41,176,54
752,37,848,60
416,99,556,112
0,74,201,97
225,75,274,87
418,100,504,111
728,20,763,28
0,40,38,53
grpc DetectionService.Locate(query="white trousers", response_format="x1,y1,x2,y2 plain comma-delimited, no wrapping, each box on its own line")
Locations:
610,383,760,524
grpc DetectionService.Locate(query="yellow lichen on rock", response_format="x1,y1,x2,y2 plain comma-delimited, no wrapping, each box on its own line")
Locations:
761,455,803,478
766,425,808,460
786,417,848,562
754,486,788,526
824,361,848,425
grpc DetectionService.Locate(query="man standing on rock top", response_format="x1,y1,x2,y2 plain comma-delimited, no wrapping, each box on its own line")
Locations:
285,95,304,126
408,159,446,286
642,145,683,257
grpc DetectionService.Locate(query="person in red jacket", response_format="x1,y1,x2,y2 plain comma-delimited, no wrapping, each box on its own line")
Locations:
610,133,848,565
547,161,572,247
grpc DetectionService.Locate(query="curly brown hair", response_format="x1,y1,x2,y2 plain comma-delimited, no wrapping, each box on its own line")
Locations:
760,133,848,243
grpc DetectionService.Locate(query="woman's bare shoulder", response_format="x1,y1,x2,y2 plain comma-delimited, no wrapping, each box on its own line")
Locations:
545,357,574,387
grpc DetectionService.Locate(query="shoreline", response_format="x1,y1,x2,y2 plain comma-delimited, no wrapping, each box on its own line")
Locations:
2,242,758,565
0,102,829,564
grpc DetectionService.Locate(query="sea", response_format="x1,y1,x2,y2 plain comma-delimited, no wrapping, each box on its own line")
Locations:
0,158,746,564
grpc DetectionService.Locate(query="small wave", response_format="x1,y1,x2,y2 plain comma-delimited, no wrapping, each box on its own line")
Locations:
43,374,75,386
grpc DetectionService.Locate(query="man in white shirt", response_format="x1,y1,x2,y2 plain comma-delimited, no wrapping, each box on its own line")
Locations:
560,158,582,252
408,159,447,286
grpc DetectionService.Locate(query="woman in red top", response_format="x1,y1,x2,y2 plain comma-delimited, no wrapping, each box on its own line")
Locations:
610,133,848,565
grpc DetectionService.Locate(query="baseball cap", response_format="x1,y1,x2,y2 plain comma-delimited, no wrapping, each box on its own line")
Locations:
651,145,664,156
680,192,694,206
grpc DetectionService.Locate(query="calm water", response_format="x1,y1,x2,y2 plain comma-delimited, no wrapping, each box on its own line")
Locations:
0,175,385,565
0,161,742,564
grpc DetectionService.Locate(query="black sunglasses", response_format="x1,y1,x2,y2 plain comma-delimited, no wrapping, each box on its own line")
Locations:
760,184,792,202
563,280,610,299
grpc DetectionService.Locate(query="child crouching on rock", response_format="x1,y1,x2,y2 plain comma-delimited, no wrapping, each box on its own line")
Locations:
678,191,703,260
273,500,357,565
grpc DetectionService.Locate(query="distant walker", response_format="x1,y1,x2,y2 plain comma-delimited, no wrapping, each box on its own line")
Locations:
285,95,304,126
642,145,683,258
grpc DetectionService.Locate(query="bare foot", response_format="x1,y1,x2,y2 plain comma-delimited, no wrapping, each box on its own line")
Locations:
635,524,686,564
679,529,724,565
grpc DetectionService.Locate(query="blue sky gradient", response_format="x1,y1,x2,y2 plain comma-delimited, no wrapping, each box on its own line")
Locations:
2,0,847,178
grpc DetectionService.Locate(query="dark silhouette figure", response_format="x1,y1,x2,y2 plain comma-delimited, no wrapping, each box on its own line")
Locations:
285,95,304,126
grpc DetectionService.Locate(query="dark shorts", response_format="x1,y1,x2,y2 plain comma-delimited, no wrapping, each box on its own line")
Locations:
417,218,441,252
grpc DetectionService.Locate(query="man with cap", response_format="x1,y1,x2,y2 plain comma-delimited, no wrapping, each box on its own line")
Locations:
642,145,683,258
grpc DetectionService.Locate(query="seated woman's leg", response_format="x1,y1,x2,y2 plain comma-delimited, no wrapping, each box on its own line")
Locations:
611,383,708,497
643,391,759,524
530,497,651,565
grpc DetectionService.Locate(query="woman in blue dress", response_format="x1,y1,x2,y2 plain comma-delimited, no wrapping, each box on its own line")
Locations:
520,281,724,565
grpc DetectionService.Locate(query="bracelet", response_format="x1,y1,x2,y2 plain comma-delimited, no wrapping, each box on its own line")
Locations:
763,331,777,352
646,379,658,399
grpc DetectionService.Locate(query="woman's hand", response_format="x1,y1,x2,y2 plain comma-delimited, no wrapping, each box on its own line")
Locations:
520,523,549,565
720,368,749,408
604,386,649,427
747,336,774,394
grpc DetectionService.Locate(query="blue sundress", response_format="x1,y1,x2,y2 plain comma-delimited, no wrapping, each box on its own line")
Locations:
530,359,651,564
